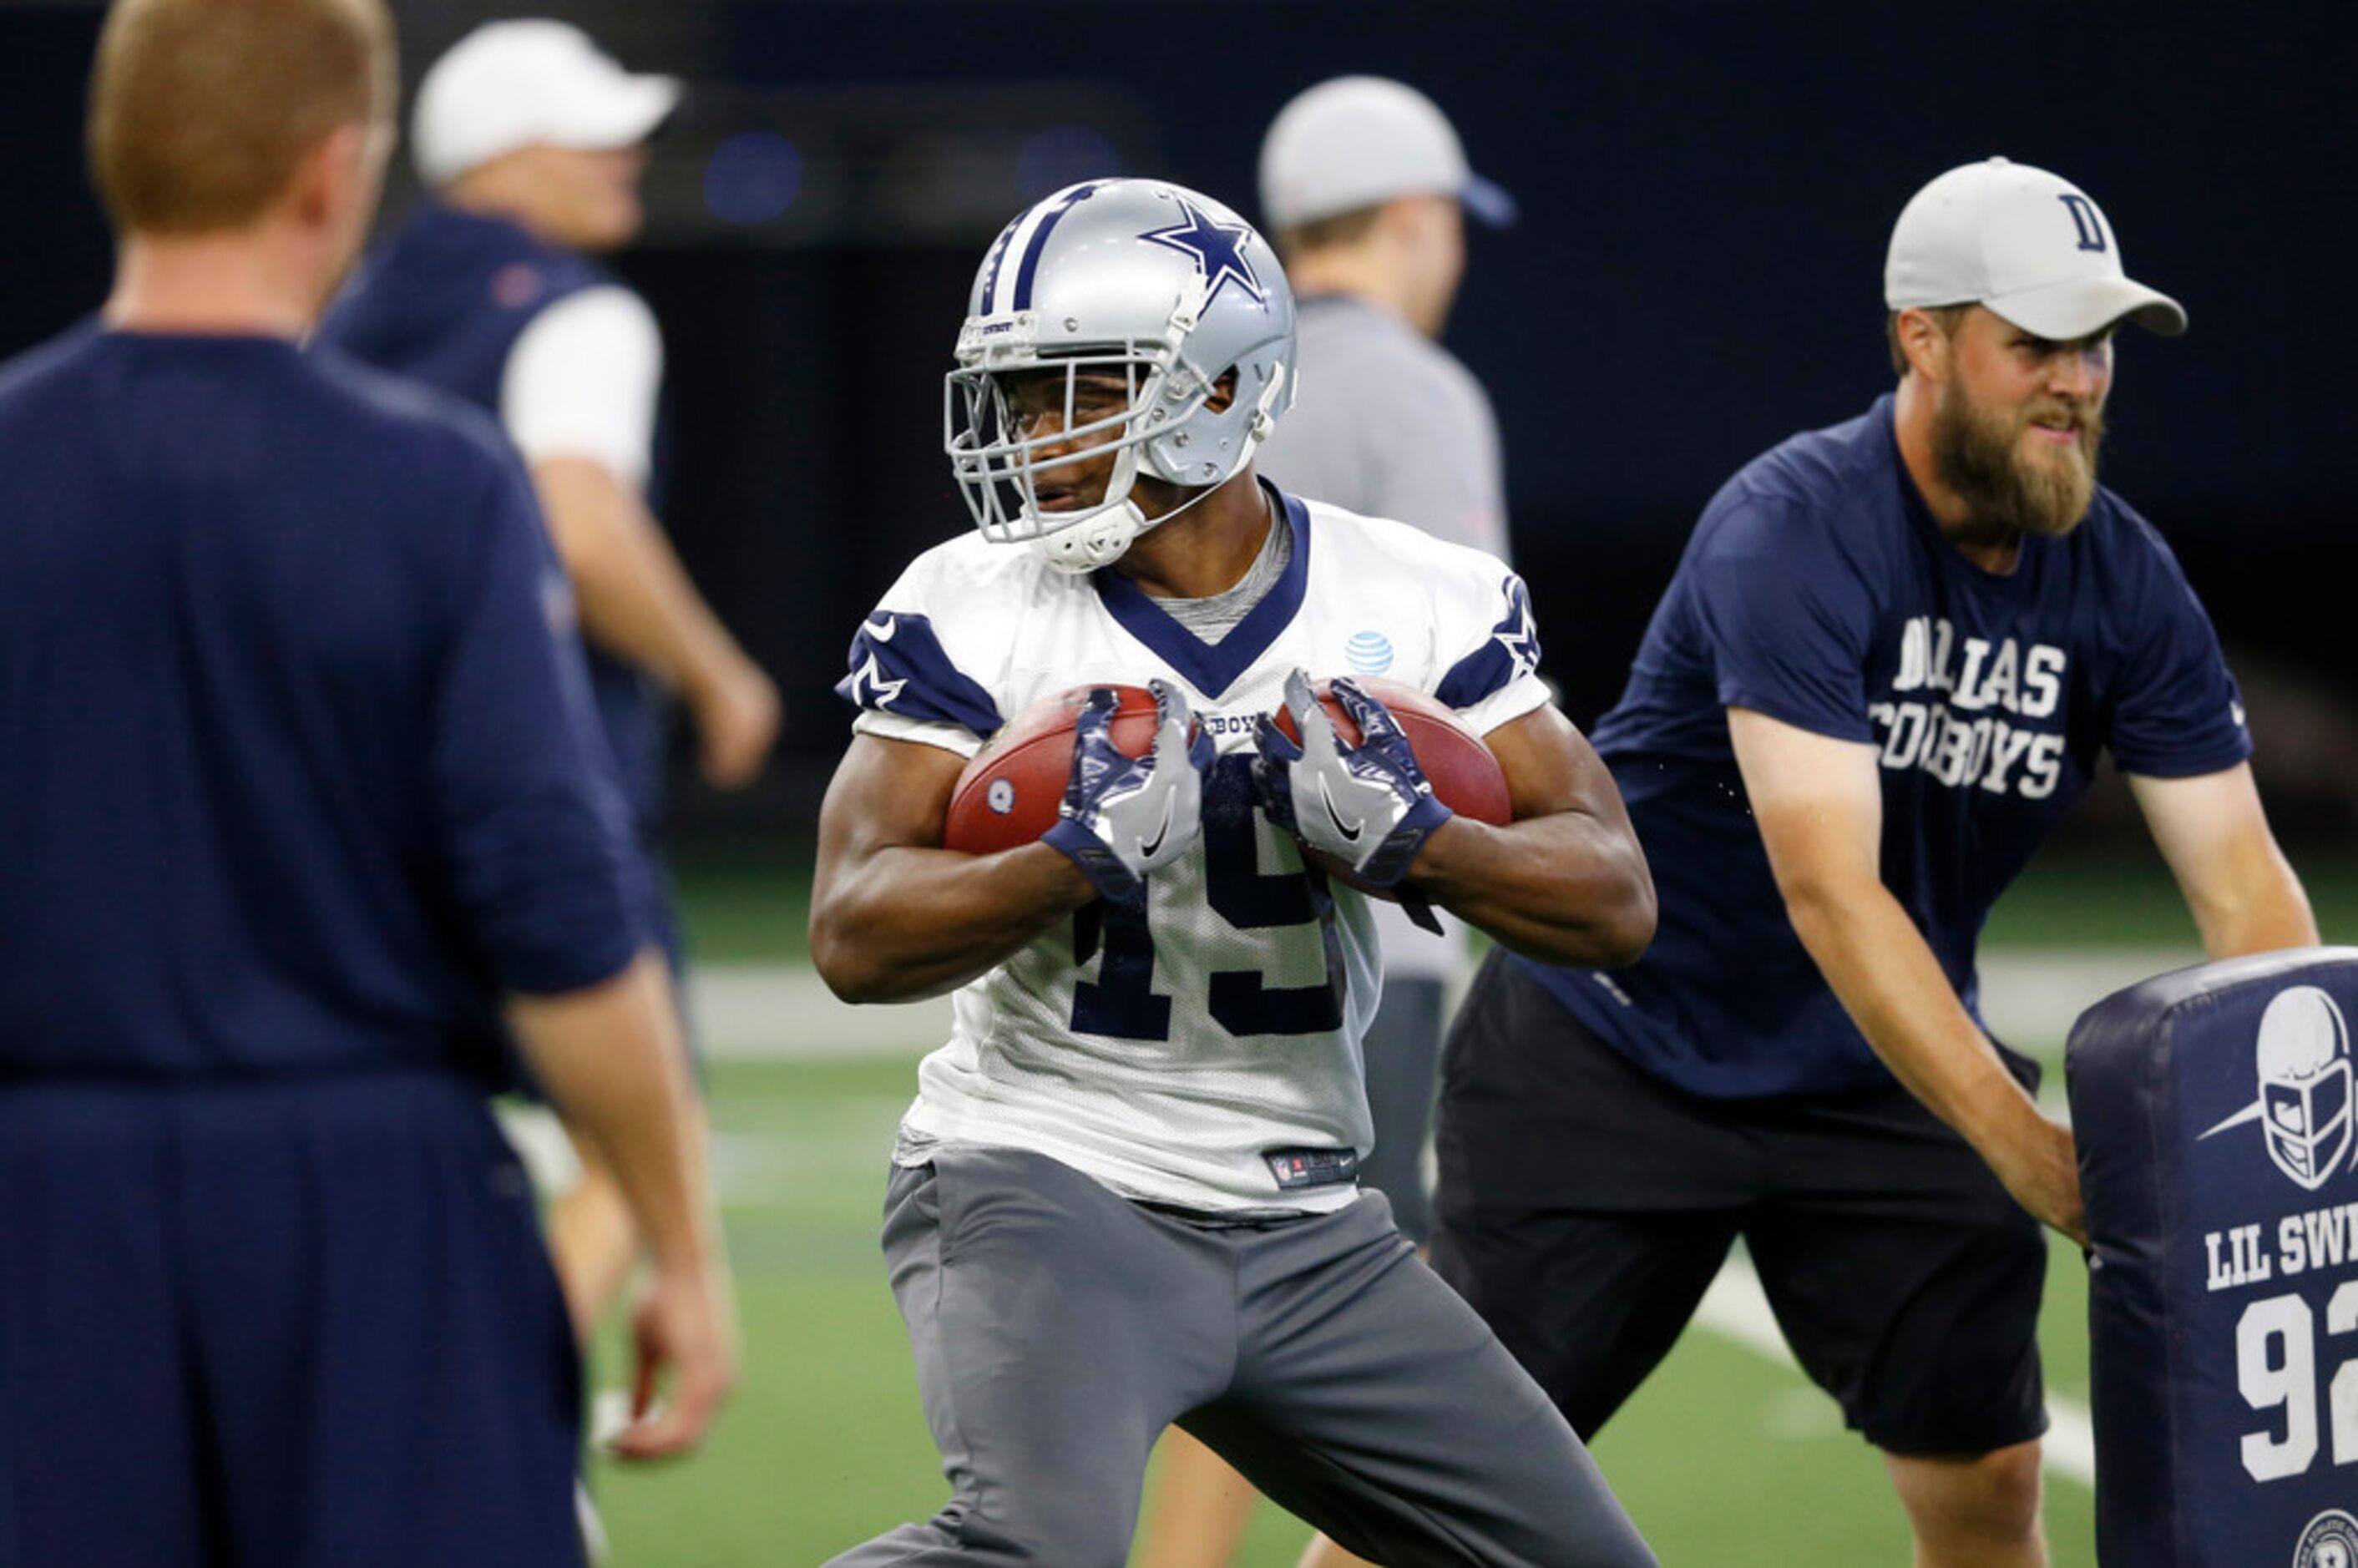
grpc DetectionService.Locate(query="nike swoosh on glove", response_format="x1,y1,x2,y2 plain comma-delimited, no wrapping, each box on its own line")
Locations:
1252,670,1452,889
1041,679,1214,902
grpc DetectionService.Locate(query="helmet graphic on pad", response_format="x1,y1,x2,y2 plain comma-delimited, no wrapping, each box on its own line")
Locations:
2254,987,2351,1190
2201,985,2353,1192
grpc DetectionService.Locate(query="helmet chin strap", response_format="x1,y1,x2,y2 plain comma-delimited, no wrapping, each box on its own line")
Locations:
1028,501,1146,574
1026,466,1259,575
1026,443,1148,574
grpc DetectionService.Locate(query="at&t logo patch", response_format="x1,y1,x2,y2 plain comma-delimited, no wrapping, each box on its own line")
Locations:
1344,631,1394,675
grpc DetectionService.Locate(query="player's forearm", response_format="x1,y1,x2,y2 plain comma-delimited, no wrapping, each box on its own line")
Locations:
811,841,1098,1004
2132,767,2320,964
1404,808,1655,967
2187,840,2317,960
1808,888,2081,1241
506,949,719,1275
533,457,753,701
1780,872,2041,1150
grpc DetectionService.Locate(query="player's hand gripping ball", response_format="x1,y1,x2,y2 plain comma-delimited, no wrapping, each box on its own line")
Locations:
944,685,1160,855
1252,670,1510,892
944,680,1212,902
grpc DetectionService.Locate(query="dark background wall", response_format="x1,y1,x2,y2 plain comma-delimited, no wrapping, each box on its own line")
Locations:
4,0,2350,845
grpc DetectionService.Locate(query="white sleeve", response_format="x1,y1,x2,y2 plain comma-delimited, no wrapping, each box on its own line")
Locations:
1460,669,1553,738
837,541,1015,758
851,709,986,758
1431,564,1551,737
499,286,663,486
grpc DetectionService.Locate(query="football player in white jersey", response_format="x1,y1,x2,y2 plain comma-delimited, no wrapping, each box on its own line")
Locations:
810,178,1657,1567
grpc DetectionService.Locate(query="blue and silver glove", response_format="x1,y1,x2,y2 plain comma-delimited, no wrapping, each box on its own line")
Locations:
1252,670,1452,889
1041,680,1214,903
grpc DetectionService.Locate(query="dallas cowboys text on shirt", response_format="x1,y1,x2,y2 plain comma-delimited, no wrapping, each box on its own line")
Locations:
1867,615,2068,797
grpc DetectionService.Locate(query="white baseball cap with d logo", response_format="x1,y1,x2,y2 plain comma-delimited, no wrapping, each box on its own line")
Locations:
1885,157,2186,340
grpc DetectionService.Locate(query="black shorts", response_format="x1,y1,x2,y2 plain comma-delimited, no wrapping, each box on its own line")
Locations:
1428,949,2049,1458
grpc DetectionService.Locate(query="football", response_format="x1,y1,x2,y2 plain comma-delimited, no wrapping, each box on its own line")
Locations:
941,677,1511,860
1271,675,1512,827
942,685,1166,856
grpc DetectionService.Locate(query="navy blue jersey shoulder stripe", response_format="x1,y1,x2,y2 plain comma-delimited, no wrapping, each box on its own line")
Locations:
1010,182,1104,311
836,612,1004,736
1437,574,1542,711
1093,488,1311,699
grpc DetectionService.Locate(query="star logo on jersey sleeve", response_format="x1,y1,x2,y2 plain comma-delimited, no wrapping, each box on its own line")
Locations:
1138,199,1266,308
848,615,909,711
845,614,908,712
1491,579,1541,681
835,609,1005,734
847,652,907,712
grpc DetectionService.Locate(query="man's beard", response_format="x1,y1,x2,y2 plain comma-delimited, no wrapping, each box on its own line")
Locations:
1930,382,2106,543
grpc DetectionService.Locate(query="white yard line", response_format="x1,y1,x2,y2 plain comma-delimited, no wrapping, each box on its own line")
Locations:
687,947,2206,1063
1971,946,2201,1055
1696,1255,2095,1485
690,966,949,1059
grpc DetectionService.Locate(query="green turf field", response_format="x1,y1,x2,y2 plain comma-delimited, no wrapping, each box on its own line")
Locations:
574,855,2352,1565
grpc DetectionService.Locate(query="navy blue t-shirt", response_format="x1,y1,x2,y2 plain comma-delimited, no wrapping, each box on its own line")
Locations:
317,202,670,832
1526,393,2250,1098
0,327,648,1083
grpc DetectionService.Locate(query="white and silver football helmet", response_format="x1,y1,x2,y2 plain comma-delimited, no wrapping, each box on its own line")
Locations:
945,178,1298,573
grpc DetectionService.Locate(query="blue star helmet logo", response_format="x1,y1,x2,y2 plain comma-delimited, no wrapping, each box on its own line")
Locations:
1138,198,1266,309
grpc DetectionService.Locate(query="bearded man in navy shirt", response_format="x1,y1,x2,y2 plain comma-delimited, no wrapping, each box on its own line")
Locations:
1429,158,2318,1568
0,2,730,1561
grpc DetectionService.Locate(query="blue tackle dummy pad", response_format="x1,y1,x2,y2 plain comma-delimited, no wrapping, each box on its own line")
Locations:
2068,947,2358,1567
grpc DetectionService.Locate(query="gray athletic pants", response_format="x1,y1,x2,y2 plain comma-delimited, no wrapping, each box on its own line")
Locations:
1361,974,1447,1244
824,1146,1655,1568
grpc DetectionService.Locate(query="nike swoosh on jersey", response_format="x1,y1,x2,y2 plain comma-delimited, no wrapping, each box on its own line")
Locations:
1316,776,1364,845
1136,792,1176,859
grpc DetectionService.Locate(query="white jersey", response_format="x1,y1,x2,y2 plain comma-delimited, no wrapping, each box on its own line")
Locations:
843,488,1549,1214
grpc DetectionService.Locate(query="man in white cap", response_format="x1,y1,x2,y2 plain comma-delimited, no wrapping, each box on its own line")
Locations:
1426,157,2317,1565
1254,74,1512,559
318,20,778,1344
1135,74,1518,1568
